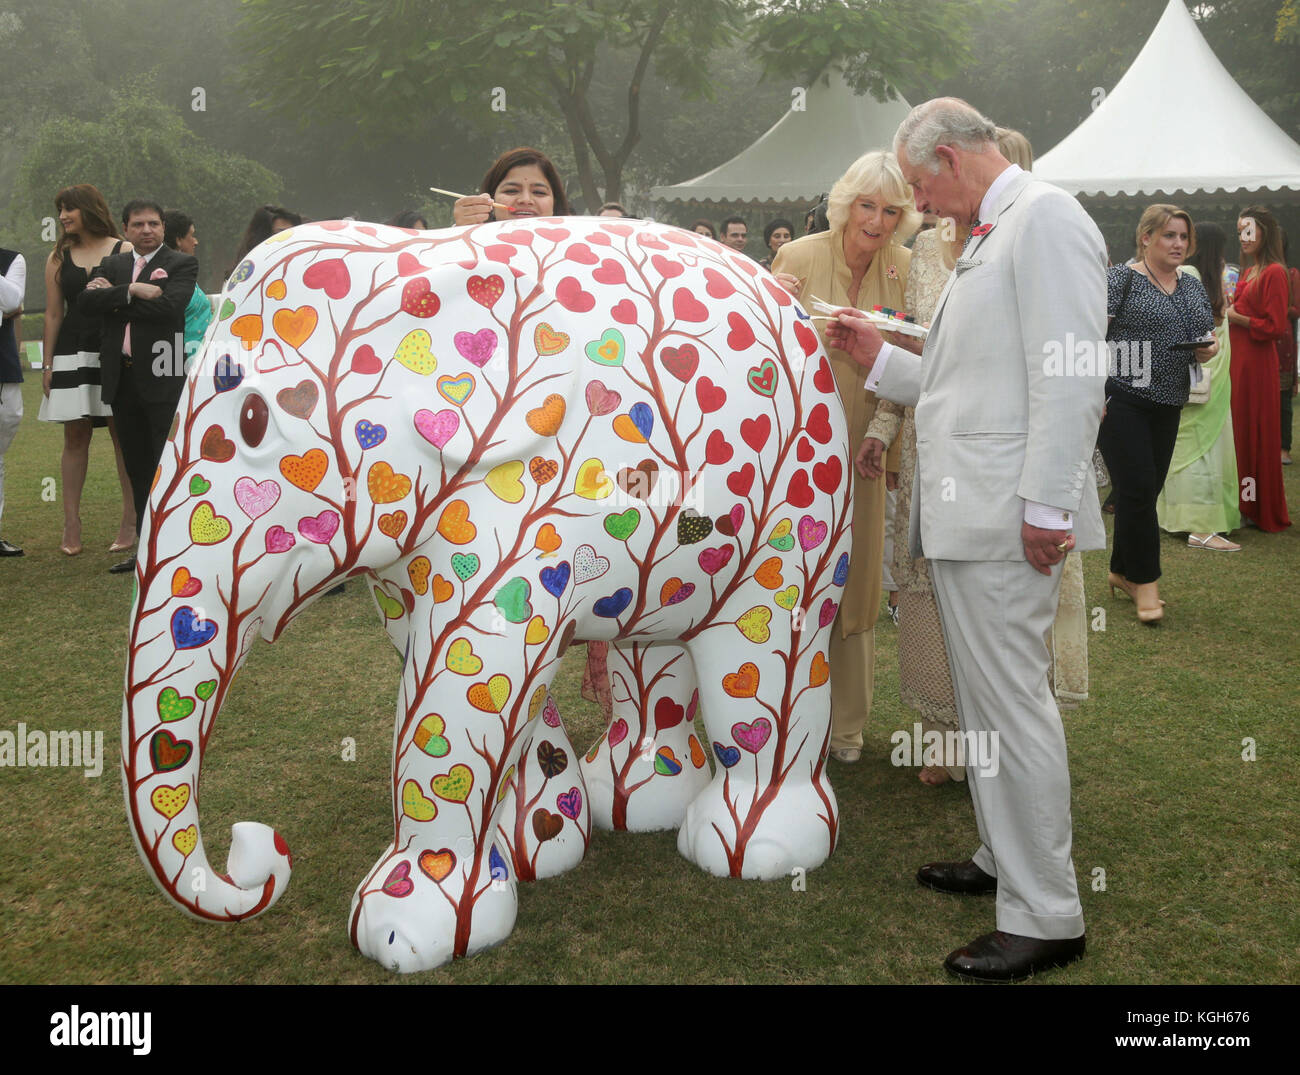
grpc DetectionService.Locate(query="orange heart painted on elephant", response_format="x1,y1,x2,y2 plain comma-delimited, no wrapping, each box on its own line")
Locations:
378,511,407,538
265,279,287,300
272,305,318,348
231,314,262,350
809,651,830,687
418,848,456,882
722,662,761,698
367,461,411,504
525,394,566,437
407,556,431,595
431,573,454,603
754,556,784,590
534,523,561,553
436,500,476,544
279,449,328,492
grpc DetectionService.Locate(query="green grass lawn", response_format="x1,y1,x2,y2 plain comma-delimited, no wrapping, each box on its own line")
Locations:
1,374,1297,984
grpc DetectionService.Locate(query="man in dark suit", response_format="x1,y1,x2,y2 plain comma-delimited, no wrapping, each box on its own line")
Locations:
80,199,197,574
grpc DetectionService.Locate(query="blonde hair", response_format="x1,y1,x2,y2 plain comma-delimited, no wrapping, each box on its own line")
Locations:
995,127,1033,171
1135,204,1196,262
826,150,921,243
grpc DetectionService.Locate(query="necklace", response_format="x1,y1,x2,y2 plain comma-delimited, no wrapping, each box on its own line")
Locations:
1142,257,1178,296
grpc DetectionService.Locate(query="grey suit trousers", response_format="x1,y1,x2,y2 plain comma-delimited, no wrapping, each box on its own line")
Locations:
928,557,1085,940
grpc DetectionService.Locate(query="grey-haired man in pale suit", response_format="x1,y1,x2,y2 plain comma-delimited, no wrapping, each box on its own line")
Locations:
828,98,1106,981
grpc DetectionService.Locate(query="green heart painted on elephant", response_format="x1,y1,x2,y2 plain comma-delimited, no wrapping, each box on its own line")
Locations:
373,586,404,620
766,518,795,552
494,577,533,624
584,328,625,367
603,508,641,542
219,298,235,320
195,679,217,701
451,553,480,582
414,713,450,758
189,475,211,496
157,687,195,723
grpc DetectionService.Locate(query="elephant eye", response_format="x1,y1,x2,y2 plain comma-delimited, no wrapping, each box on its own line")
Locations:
240,393,269,447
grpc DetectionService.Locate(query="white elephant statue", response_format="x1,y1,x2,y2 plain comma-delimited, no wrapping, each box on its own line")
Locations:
121,216,853,971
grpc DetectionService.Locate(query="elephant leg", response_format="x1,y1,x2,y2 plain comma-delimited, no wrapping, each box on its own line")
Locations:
676,606,839,880
496,683,590,881
581,641,711,832
349,607,545,972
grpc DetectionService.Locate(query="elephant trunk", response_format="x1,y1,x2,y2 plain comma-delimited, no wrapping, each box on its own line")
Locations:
121,580,292,922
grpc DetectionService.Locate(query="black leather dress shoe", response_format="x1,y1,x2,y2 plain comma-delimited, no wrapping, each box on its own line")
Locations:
109,555,137,575
917,859,997,895
944,930,1086,982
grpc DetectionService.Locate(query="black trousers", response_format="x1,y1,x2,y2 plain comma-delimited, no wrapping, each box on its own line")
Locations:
111,361,182,534
1098,388,1182,585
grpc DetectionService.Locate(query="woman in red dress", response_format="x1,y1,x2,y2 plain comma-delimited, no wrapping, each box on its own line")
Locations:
1226,206,1291,531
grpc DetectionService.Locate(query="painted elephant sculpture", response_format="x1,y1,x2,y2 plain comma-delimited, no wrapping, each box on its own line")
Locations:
121,216,853,972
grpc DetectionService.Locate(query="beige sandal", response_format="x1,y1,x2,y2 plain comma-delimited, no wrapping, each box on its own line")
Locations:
1188,533,1241,552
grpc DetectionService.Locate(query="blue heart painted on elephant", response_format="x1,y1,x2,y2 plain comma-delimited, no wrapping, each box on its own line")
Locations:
714,743,741,768
833,552,849,587
540,561,571,599
355,419,387,449
489,845,509,882
593,588,633,619
229,260,254,284
214,357,244,393
630,401,654,440
171,605,218,650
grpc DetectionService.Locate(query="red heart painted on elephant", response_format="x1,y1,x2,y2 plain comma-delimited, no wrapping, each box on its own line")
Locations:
351,345,382,374
661,343,699,383
611,299,637,324
603,222,634,237
537,227,570,243
483,244,515,264
592,259,625,285
786,469,815,509
730,253,758,277
715,503,744,537
813,355,835,393
636,232,668,249
703,268,736,299
382,861,413,897
806,402,833,444
727,462,755,496
500,230,534,245
652,255,683,279
566,243,598,265
466,274,504,309
401,278,440,318
796,436,815,462
698,545,733,575
586,231,611,246
695,377,726,413
396,253,424,277
727,312,755,351
557,276,595,313
303,258,351,300
794,321,820,358
763,277,793,306
740,414,770,452
705,429,733,464
607,718,628,748
654,697,685,730
672,288,709,322
813,455,842,494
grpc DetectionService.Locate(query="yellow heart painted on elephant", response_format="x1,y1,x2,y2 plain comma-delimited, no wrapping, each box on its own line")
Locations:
407,556,431,595
373,586,404,620
445,638,483,676
736,605,772,643
525,615,550,645
485,460,526,504
467,673,512,713
265,279,287,300
367,461,411,504
413,713,451,757
573,458,613,500
393,329,437,375
189,501,231,545
431,763,474,803
774,585,799,610
497,765,516,803
172,825,198,857
402,779,438,821
529,685,547,720
151,783,190,820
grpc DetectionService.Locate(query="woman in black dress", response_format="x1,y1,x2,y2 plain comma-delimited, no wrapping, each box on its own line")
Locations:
37,184,137,556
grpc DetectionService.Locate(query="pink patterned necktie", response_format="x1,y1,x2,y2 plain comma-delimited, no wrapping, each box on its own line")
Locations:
123,254,146,358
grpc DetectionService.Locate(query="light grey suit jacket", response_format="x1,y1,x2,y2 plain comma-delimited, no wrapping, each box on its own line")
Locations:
876,173,1107,561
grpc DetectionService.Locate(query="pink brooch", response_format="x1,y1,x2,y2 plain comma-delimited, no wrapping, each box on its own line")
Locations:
970,222,993,237
886,264,899,280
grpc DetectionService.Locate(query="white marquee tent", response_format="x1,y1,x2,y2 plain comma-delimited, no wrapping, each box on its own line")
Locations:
651,70,912,206
1035,0,1300,198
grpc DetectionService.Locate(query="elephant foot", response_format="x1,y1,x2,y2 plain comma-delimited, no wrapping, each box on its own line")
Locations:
677,777,837,880
350,842,517,972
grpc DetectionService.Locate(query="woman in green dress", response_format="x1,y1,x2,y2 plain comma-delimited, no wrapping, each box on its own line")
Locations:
1156,221,1242,550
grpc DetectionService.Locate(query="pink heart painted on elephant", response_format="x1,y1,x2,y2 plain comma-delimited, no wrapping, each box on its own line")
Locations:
234,476,281,520
299,511,340,544
265,525,295,553
382,860,413,898
798,514,828,552
556,787,582,820
698,545,734,576
607,718,628,748
731,718,771,754
454,328,497,368
414,408,459,449
542,695,561,728
818,598,838,628
585,380,621,416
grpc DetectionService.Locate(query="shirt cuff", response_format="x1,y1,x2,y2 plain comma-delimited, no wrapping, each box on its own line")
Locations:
1024,500,1073,529
864,341,895,393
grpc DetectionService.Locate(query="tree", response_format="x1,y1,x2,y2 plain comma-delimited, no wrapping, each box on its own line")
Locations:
12,81,282,290
238,0,991,211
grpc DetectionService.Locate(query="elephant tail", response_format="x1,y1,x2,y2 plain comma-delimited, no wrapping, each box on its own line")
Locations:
121,691,292,923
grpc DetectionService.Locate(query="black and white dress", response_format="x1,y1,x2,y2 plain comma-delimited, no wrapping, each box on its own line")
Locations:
37,240,124,423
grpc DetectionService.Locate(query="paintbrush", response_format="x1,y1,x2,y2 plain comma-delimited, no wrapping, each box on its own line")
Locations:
428,186,518,214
